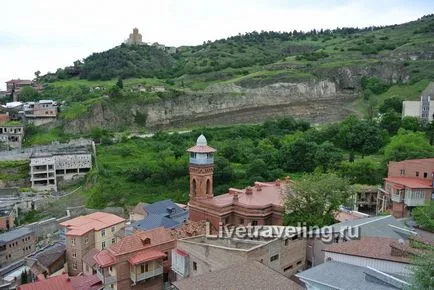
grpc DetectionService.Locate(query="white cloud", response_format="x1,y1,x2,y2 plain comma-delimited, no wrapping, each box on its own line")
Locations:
0,0,432,90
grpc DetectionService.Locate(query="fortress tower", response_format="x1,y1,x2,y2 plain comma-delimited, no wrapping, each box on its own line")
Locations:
187,134,216,200
124,28,143,45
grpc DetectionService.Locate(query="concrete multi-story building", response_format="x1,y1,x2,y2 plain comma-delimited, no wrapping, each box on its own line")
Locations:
23,100,58,126
172,232,306,281
377,158,434,217
0,227,36,269
402,95,434,123
59,212,126,276
94,227,176,290
0,122,24,149
30,152,92,192
187,135,287,230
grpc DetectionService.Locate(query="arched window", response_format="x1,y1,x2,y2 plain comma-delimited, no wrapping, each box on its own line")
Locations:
192,179,197,196
206,179,211,195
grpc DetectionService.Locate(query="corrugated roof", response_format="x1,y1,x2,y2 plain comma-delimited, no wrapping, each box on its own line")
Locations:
329,215,415,240
0,227,33,244
131,199,188,231
324,237,410,264
296,261,409,290
173,261,302,290
26,241,65,268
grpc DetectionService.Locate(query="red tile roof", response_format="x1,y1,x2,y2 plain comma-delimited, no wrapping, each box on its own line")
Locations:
6,79,32,85
70,274,102,290
128,249,166,265
384,177,432,189
60,212,125,236
186,145,216,153
109,227,174,256
95,227,174,267
17,274,74,290
93,250,116,267
324,237,411,264
198,181,285,209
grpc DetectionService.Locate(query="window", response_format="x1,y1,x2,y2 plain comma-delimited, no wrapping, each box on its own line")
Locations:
424,172,428,178
270,254,279,262
193,262,197,271
101,229,106,237
145,264,148,272
73,263,77,270
284,265,293,271
85,237,88,245
71,238,75,246
111,226,115,232
400,169,405,176
140,264,145,273
251,220,258,226
416,171,419,177
112,238,115,244
239,218,244,225
224,217,229,224
72,251,76,258
102,241,106,249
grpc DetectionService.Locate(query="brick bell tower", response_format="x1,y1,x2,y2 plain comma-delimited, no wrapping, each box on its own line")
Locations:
187,134,216,200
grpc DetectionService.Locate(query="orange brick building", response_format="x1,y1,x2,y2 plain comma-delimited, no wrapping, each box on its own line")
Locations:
378,158,434,217
187,135,286,230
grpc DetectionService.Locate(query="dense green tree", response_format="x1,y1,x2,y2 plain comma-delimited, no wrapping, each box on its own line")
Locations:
401,116,420,131
314,142,343,172
338,158,384,185
19,86,40,102
383,129,434,163
379,97,402,114
284,173,353,227
408,249,434,290
116,78,124,89
380,110,402,135
336,115,384,160
412,201,434,232
280,138,318,172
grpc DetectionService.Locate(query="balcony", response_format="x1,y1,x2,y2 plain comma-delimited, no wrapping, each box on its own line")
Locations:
130,263,163,283
404,190,426,207
391,192,402,202
97,269,117,285
189,157,213,165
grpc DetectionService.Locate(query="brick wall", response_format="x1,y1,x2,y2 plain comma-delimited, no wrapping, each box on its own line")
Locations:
0,232,37,268
65,231,95,276
388,159,434,179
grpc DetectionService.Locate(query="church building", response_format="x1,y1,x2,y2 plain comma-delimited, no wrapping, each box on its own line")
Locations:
187,135,287,230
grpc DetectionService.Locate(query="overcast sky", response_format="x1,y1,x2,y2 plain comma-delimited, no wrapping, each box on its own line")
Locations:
1,0,433,91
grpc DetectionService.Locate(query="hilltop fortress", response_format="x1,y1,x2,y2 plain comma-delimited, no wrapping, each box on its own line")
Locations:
124,28,177,54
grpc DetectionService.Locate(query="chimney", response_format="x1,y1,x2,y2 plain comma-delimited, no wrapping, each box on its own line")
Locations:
275,179,281,186
233,193,239,202
245,187,253,195
255,183,262,191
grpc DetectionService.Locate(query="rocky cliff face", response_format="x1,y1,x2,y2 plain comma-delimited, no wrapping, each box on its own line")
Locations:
62,63,408,133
